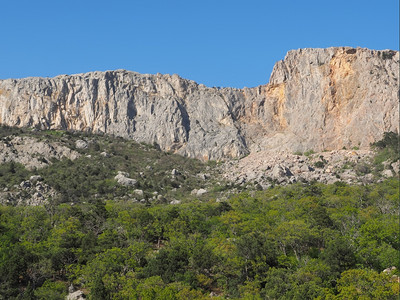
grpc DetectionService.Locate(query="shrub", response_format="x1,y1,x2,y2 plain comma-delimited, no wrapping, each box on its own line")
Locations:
355,163,371,175
314,161,325,168
34,280,67,300
0,162,31,188
371,132,400,173
304,150,315,157
372,132,399,152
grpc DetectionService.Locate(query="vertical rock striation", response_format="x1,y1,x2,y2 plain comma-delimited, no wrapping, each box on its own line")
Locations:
0,47,398,160
263,47,399,152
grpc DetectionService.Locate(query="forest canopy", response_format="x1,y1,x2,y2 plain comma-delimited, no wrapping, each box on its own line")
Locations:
0,178,398,299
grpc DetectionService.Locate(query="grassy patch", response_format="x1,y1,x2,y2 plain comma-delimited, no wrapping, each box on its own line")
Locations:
304,149,315,157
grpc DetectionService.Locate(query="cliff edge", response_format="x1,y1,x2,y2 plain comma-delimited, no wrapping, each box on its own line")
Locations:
0,47,398,160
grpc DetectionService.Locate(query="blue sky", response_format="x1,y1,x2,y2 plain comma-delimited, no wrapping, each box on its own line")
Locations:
1,0,398,88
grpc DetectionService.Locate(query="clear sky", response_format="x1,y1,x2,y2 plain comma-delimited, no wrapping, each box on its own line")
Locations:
1,0,398,88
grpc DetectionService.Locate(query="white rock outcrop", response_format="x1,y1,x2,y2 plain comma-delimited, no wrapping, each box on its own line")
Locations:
0,136,80,170
114,171,137,187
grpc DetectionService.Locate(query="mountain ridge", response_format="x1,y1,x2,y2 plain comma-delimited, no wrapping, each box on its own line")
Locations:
0,47,398,161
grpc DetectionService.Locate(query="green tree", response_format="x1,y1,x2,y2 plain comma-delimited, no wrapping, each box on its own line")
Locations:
143,240,189,283
332,269,399,299
235,232,277,281
34,280,67,300
90,275,109,300
321,236,357,275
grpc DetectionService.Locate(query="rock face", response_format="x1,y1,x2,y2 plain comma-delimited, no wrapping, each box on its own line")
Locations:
0,136,80,170
0,47,398,160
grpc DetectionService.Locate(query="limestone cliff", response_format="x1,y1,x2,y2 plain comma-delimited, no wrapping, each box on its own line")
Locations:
0,47,398,160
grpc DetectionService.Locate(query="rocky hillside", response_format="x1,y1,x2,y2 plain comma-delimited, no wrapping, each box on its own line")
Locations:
0,127,221,206
0,127,398,207
0,47,398,160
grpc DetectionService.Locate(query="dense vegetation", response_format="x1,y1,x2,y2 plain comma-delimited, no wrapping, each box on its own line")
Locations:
0,179,399,299
0,127,399,299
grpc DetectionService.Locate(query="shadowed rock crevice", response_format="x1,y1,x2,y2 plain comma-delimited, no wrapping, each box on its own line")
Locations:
176,100,190,142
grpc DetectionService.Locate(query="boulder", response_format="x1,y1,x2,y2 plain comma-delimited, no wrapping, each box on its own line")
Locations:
171,169,180,176
271,165,285,178
20,180,31,189
391,161,399,174
29,175,43,184
300,165,313,172
383,266,397,274
66,290,86,300
100,151,110,157
197,173,210,180
115,171,137,187
271,165,292,178
382,169,393,178
75,140,88,149
134,189,144,197
196,188,207,196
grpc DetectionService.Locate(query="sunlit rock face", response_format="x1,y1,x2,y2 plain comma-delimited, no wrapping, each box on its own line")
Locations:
0,47,398,160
